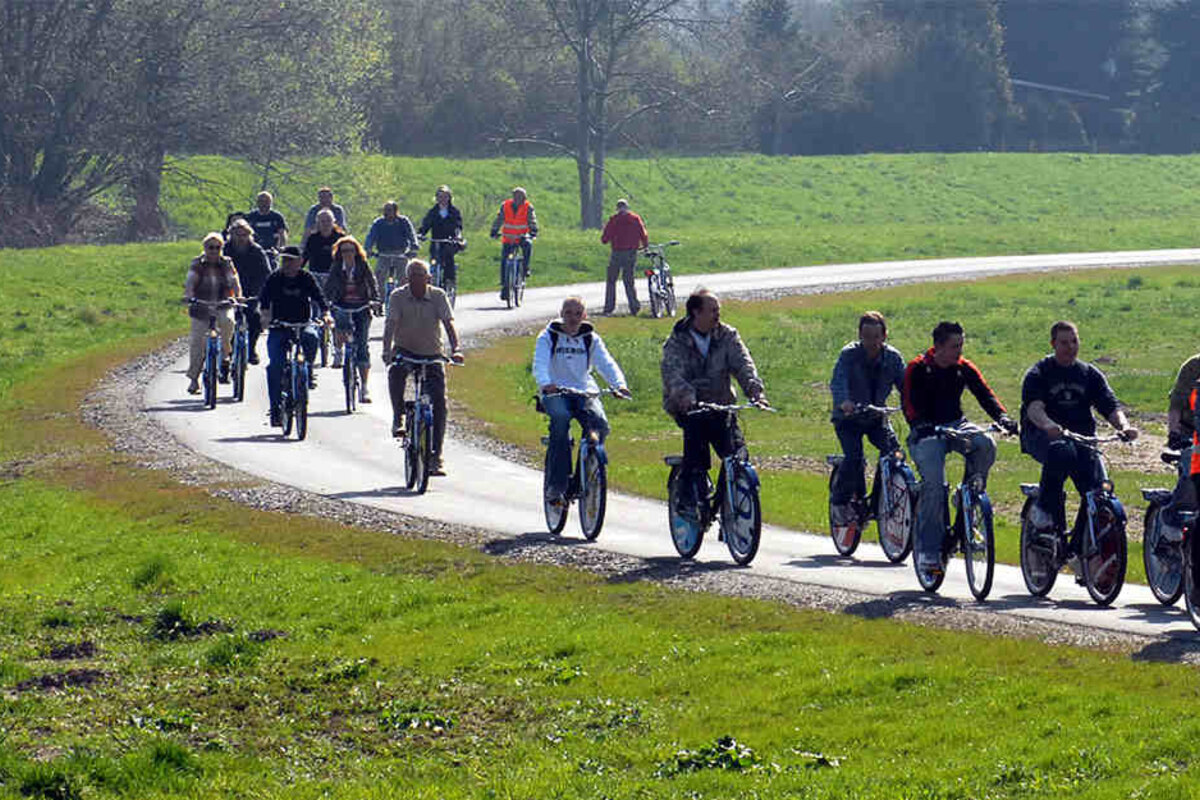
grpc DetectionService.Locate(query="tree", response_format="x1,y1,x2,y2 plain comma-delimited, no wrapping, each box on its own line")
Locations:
1133,0,1200,153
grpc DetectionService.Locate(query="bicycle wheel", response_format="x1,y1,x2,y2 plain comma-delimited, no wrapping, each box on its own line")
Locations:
232,335,247,402
416,414,432,495
319,325,329,368
579,447,607,541
514,268,525,307
1081,499,1126,606
446,278,457,309
403,405,421,490
647,275,662,318
203,345,218,409
961,491,995,601
664,279,677,317
503,260,515,310
542,447,569,535
914,552,947,593
1143,504,1184,606
294,366,309,441
343,355,356,414
827,462,861,557
877,465,915,563
667,464,704,559
722,461,762,565
1184,527,1200,630
1018,498,1058,597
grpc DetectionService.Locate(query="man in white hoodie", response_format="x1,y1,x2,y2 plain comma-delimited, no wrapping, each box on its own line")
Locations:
533,296,632,504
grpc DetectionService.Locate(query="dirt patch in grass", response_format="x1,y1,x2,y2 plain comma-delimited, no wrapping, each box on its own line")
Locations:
45,641,97,660
16,668,107,692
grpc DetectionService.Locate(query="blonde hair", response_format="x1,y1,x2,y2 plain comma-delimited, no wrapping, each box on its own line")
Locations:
202,232,224,249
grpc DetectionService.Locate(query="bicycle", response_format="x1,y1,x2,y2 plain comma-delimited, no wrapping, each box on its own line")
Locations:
331,303,373,414
1017,430,1129,606
230,300,251,403
539,387,626,540
826,405,916,562
394,353,456,494
1140,450,1185,606
270,321,314,441
187,298,238,410
425,237,461,309
664,402,774,566
641,240,679,319
373,249,415,319
501,235,531,309
914,423,1008,600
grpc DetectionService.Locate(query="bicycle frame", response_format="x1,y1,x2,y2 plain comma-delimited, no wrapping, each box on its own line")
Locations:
541,388,611,501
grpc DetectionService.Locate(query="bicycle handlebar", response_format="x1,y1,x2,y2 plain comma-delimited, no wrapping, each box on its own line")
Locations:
185,298,244,308
542,386,630,399
850,403,901,417
1060,429,1127,447
393,353,460,366
331,303,374,313
687,401,775,415
269,320,316,330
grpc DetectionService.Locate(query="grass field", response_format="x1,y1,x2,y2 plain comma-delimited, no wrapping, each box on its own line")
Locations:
453,265,1200,579
154,152,1200,295
3,154,1200,796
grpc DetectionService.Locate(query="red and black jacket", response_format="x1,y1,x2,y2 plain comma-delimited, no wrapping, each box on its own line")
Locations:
902,348,1006,432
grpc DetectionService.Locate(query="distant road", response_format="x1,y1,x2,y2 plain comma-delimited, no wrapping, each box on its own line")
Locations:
146,248,1200,639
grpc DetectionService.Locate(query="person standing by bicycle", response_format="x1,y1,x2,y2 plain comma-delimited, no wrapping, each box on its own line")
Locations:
223,219,271,365
490,187,538,302
601,199,648,316
243,191,288,267
325,235,380,404
416,185,464,292
259,246,334,427
902,321,1018,582
365,201,417,301
534,296,631,506
302,187,347,246
661,289,769,517
828,311,907,527
381,259,465,476
1021,321,1138,538
183,233,243,395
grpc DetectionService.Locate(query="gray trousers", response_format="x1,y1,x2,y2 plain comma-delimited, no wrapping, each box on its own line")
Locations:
603,249,640,314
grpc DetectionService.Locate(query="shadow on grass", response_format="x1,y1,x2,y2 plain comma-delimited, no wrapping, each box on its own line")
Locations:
1132,635,1200,663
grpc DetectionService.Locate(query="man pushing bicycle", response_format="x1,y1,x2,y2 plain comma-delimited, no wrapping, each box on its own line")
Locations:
533,296,630,507
828,311,907,528
661,289,769,520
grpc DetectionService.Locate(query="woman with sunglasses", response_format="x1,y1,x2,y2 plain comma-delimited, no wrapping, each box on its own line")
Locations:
183,232,243,394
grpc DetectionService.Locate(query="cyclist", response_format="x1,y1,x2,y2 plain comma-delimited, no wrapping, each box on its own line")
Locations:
533,296,631,506
1021,321,1138,551
183,233,243,394
381,259,465,476
302,186,347,245
416,185,464,292
828,310,907,526
259,245,334,426
303,208,348,366
325,235,380,404
490,186,538,302
1159,351,1200,541
601,199,648,316
243,191,288,266
365,201,418,300
223,219,271,364
902,320,1018,582
661,289,769,517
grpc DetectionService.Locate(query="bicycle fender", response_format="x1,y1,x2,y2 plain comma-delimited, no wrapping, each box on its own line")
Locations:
593,443,608,466
739,460,761,490
1106,495,1128,524
974,489,994,521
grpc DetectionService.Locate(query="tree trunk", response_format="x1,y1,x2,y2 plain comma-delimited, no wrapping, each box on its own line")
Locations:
576,44,595,229
128,145,166,241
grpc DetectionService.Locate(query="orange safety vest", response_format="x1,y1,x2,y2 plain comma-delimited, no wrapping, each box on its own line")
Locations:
1191,387,1199,475
500,199,531,244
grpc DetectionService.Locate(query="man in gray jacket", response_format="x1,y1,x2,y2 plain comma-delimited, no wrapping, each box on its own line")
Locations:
828,311,907,524
661,289,769,515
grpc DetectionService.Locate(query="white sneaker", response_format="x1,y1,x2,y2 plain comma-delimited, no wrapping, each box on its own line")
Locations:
1027,502,1054,531
359,384,370,403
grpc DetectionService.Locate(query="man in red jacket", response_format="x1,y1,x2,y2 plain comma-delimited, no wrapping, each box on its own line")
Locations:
600,199,649,315
902,320,1018,583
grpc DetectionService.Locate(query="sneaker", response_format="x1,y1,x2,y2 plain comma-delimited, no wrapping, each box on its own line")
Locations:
219,359,230,384
308,373,318,390
187,377,201,395
429,457,446,477
331,351,343,369
391,421,405,439
1027,502,1054,531
359,384,371,403
628,304,641,316
248,351,260,365
269,407,283,427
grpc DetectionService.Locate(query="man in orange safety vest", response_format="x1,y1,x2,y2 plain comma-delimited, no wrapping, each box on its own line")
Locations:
490,187,539,301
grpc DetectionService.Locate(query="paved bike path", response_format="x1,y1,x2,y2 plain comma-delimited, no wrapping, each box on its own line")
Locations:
145,249,1200,639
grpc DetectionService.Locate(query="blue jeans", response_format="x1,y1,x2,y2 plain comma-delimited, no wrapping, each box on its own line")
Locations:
334,308,371,367
266,325,318,410
499,240,532,290
543,393,609,497
831,419,898,506
909,421,995,562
